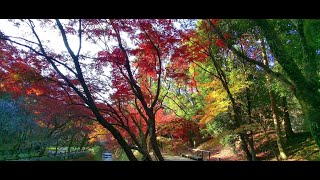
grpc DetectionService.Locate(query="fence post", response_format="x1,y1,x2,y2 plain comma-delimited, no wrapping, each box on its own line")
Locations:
102,152,112,161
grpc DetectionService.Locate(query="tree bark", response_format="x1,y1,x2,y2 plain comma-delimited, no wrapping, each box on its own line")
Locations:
281,96,295,139
261,37,287,160
112,22,164,161
298,97,320,147
126,129,152,161
140,133,152,161
149,118,164,161
239,133,253,161
56,19,138,161
68,133,76,153
269,89,287,160
245,87,257,161
80,134,88,151
54,140,59,156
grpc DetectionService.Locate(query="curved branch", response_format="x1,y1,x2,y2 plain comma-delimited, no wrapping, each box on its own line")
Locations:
24,19,89,104
207,19,295,91
55,19,77,60
110,20,149,112
139,22,162,109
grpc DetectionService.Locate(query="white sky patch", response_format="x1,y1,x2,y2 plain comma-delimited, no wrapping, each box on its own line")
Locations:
0,19,114,73
0,19,112,59
0,19,139,102
0,19,111,99
173,21,182,29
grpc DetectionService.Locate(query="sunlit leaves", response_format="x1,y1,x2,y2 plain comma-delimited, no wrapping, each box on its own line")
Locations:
199,80,229,124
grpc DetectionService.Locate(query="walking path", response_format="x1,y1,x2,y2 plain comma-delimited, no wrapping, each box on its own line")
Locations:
160,144,241,161
163,154,195,161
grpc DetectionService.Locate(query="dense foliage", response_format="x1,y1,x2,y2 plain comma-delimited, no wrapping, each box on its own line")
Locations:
0,19,319,161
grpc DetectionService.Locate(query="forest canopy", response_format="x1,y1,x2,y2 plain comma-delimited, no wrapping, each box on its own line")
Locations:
0,19,319,161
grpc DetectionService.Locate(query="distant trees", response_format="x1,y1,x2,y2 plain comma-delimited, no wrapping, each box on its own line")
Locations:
0,97,40,152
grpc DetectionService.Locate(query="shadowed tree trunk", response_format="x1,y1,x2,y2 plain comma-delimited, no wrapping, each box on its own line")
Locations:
149,115,164,161
268,89,287,160
245,87,257,161
80,134,88,151
281,96,295,139
54,140,59,156
68,133,76,153
261,37,287,160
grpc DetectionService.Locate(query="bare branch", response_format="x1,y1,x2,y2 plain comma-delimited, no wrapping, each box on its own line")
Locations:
6,35,40,46
77,19,82,57
50,58,78,76
23,19,89,104
56,19,98,108
55,19,77,60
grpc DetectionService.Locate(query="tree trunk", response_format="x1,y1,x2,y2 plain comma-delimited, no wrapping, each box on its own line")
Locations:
245,87,257,161
80,134,88,151
91,108,138,161
54,140,59,156
124,125,152,161
246,134,256,161
147,136,152,153
239,133,253,161
131,140,152,161
68,133,76,153
149,119,164,161
269,89,287,160
140,146,152,161
222,81,255,161
281,96,295,139
107,125,138,161
140,133,152,161
261,36,287,160
259,120,280,161
207,52,256,161
309,110,320,148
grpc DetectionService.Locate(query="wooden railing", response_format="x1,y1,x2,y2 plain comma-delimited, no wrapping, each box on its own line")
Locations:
187,148,220,161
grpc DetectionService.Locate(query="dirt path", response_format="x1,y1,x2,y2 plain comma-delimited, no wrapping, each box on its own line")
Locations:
208,146,242,161
161,146,241,161
163,154,195,161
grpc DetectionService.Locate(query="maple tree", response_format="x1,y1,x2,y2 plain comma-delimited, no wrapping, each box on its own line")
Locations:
0,19,183,161
2,19,320,161
169,20,258,160
0,42,98,157
1,21,139,160
82,19,184,160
